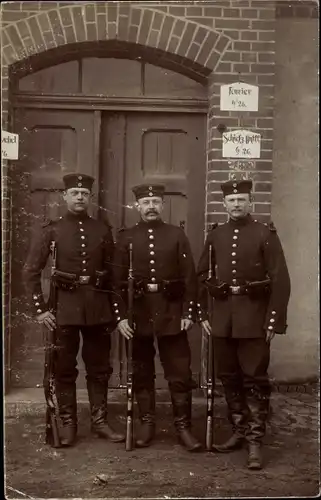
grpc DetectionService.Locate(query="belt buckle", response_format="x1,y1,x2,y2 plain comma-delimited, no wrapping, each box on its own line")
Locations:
147,283,158,293
230,286,241,295
79,275,90,285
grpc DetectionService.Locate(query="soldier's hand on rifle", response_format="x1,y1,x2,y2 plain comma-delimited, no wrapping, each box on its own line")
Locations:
181,318,193,331
36,311,56,331
118,319,134,340
201,320,212,337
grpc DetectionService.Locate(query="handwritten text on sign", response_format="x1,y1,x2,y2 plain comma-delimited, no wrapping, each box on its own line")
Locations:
2,131,19,160
222,129,261,159
220,82,259,112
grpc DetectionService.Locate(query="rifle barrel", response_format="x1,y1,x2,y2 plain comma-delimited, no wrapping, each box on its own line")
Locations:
126,241,134,451
205,243,214,451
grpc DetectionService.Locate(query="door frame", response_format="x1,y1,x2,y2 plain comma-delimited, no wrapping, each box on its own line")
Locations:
12,93,208,114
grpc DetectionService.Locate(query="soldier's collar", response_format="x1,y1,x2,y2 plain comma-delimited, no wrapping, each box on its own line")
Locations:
138,218,164,228
228,214,253,227
65,210,90,221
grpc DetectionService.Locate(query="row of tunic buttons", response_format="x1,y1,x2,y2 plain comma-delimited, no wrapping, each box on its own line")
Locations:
148,228,156,282
231,228,239,284
268,310,277,330
197,303,203,322
33,294,42,314
113,302,121,322
79,221,88,274
188,301,194,320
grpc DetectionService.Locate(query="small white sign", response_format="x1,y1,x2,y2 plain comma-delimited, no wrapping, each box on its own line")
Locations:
2,131,19,160
220,82,259,112
222,129,261,159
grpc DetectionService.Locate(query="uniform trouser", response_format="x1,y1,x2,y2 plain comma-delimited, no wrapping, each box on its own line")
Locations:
55,324,113,427
133,331,194,427
214,337,271,444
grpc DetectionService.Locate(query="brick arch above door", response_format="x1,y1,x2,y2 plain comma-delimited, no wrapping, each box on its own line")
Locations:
2,4,231,81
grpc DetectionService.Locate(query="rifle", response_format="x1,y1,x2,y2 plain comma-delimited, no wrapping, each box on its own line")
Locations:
43,240,61,448
125,240,134,451
205,243,214,451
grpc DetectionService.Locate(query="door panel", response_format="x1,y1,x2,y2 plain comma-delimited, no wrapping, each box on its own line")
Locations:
11,109,96,388
101,112,206,388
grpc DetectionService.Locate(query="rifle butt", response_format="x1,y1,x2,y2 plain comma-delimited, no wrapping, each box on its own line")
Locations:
50,412,61,448
125,382,133,451
205,415,213,451
45,407,61,448
45,407,53,445
125,416,133,451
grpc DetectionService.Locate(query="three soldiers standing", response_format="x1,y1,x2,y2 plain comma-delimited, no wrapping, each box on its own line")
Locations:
23,173,290,470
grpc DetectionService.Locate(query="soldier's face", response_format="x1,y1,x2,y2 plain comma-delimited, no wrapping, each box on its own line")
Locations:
223,193,252,219
63,188,91,214
136,196,164,222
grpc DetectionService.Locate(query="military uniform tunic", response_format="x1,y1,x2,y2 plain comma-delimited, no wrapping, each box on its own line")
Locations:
24,211,116,326
113,218,197,394
197,215,291,338
23,210,117,387
197,214,291,440
113,219,197,336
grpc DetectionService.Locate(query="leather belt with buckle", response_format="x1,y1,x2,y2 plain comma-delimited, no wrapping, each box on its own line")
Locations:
146,283,160,293
78,275,90,285
229,286,245,295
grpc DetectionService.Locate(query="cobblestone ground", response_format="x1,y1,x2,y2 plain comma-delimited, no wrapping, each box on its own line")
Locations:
4,390,320,499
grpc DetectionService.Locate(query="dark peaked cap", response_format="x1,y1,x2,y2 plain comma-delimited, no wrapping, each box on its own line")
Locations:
132,184,165,200
63,173,95,191
221,179,253,196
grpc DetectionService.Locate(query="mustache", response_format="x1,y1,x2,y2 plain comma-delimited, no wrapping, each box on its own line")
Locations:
146,210,158,214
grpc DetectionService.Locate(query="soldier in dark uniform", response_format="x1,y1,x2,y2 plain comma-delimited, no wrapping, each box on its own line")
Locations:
113,184,202,452
197,179,291,469
23,173,125,447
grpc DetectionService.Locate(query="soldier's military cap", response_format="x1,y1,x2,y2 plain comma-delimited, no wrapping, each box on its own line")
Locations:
132,184,165,200
221,179,253,197
63,173,95,191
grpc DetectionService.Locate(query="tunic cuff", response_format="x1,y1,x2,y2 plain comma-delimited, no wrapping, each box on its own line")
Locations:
182,300,196,321
196,302,208,323
31,293,47,316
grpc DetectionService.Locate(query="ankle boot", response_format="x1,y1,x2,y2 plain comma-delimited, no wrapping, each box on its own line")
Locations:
135,389,156,448
60,425,77,447
56,383,78,447
244,384,270,470
87,379,125,443
136,415,155,448
171,391,202,452
212,387,247,453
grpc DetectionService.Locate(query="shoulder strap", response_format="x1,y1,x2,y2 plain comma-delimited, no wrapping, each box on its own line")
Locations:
268,221,277,232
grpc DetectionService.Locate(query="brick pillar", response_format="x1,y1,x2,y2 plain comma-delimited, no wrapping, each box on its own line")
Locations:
205,1,277,230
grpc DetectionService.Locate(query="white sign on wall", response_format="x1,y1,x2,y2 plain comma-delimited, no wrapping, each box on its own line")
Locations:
2,131,19,160
222,129,261,159
220,82,259,112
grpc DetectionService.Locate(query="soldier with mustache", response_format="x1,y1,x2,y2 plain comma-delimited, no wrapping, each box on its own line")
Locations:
113,184,202,452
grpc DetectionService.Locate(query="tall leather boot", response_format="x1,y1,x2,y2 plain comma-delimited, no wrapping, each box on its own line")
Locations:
135,389,156,448
171,391,202,452
245,385,270,470
87,379,125,443
56,382,77,447
212,388,247,453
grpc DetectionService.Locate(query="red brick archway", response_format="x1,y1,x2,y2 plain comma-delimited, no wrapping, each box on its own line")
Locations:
2,4,230,77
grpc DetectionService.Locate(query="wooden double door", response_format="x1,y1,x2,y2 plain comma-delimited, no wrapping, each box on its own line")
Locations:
10,108,206,389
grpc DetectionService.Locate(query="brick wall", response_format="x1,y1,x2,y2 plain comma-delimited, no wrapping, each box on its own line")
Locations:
1,1,318,387
1,0,279,221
